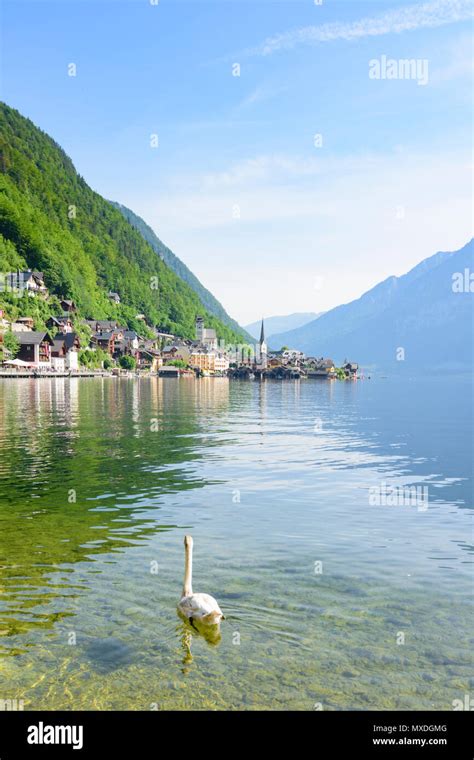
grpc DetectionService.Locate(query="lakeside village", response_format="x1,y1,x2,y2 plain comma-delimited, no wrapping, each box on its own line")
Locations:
0,269,359,381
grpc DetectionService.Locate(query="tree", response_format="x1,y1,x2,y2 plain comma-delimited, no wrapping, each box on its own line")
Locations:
78,347,110,369
0,330,20,361
78,348,95,367
281,346,289,351
168,359,187,368
118,355,136,370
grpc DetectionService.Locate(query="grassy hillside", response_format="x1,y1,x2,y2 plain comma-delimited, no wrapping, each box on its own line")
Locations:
111,201,252,342
0,102,246,343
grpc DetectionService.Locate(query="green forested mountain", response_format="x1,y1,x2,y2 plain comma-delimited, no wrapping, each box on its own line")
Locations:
111,202,253,342
0,102,247,343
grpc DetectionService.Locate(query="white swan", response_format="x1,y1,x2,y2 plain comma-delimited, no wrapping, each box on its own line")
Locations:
177,535,224,628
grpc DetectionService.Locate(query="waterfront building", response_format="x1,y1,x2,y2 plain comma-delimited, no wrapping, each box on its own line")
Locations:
189,346,229,373
13,331,54,366
51,332,81,371
161,343,191,364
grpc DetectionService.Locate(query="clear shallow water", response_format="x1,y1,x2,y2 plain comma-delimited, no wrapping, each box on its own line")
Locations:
0,376,472,710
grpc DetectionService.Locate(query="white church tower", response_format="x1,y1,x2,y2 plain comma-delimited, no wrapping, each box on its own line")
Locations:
195,316,204,342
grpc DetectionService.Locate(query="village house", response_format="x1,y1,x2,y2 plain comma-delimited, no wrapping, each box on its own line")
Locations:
3,270,49,298
140,337,160,352
189,346,229,373
282,349,306,364
153,327,177,348
60,299,77,313
267,346,305,367
343,361,359,378
12,317,34,332
122,330,140,350
46,315,74,333
268,353,284,368
91,331,116,356
306,357,336,377
211,350,229,373
51,332,81,371
155,328,175,340
113,330,140,360
138,338,161,356
137,348,162,372
83,319,119,334
108,291,121,304
13,331,54,367
161,343,191,365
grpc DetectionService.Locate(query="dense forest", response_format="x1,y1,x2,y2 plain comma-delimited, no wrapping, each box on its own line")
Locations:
0,102,247,343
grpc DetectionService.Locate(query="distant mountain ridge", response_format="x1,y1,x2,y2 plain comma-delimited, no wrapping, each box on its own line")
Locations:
270,240,473,371
245,312,323,341
111,202,252,342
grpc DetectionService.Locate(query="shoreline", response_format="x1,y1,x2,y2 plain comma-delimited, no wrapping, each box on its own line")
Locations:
0,370,112,379
0,371,332,381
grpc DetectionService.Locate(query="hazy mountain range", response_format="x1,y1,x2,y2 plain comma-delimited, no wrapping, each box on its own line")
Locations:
270,240,473,371
245,312,322,341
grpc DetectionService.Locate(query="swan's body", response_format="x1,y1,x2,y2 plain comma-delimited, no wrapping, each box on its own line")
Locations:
177,535,224,627
178,592,223,623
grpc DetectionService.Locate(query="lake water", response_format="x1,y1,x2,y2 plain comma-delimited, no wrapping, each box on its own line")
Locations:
0,376,472,710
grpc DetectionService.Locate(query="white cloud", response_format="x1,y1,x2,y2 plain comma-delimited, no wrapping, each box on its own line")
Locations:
200,155,324,189
248,0,474,56
172,153,384,193
128,146,473,323
234,84,287,113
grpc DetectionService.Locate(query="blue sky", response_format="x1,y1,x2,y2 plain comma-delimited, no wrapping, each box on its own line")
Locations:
2,0,473,324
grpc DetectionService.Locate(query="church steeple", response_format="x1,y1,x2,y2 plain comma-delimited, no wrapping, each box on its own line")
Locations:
258,318,267,369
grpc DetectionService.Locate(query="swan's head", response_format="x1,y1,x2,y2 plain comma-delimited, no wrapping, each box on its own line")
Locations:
184,535,193,550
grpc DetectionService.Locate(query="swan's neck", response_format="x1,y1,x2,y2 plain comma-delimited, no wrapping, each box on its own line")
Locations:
183,543,193,597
